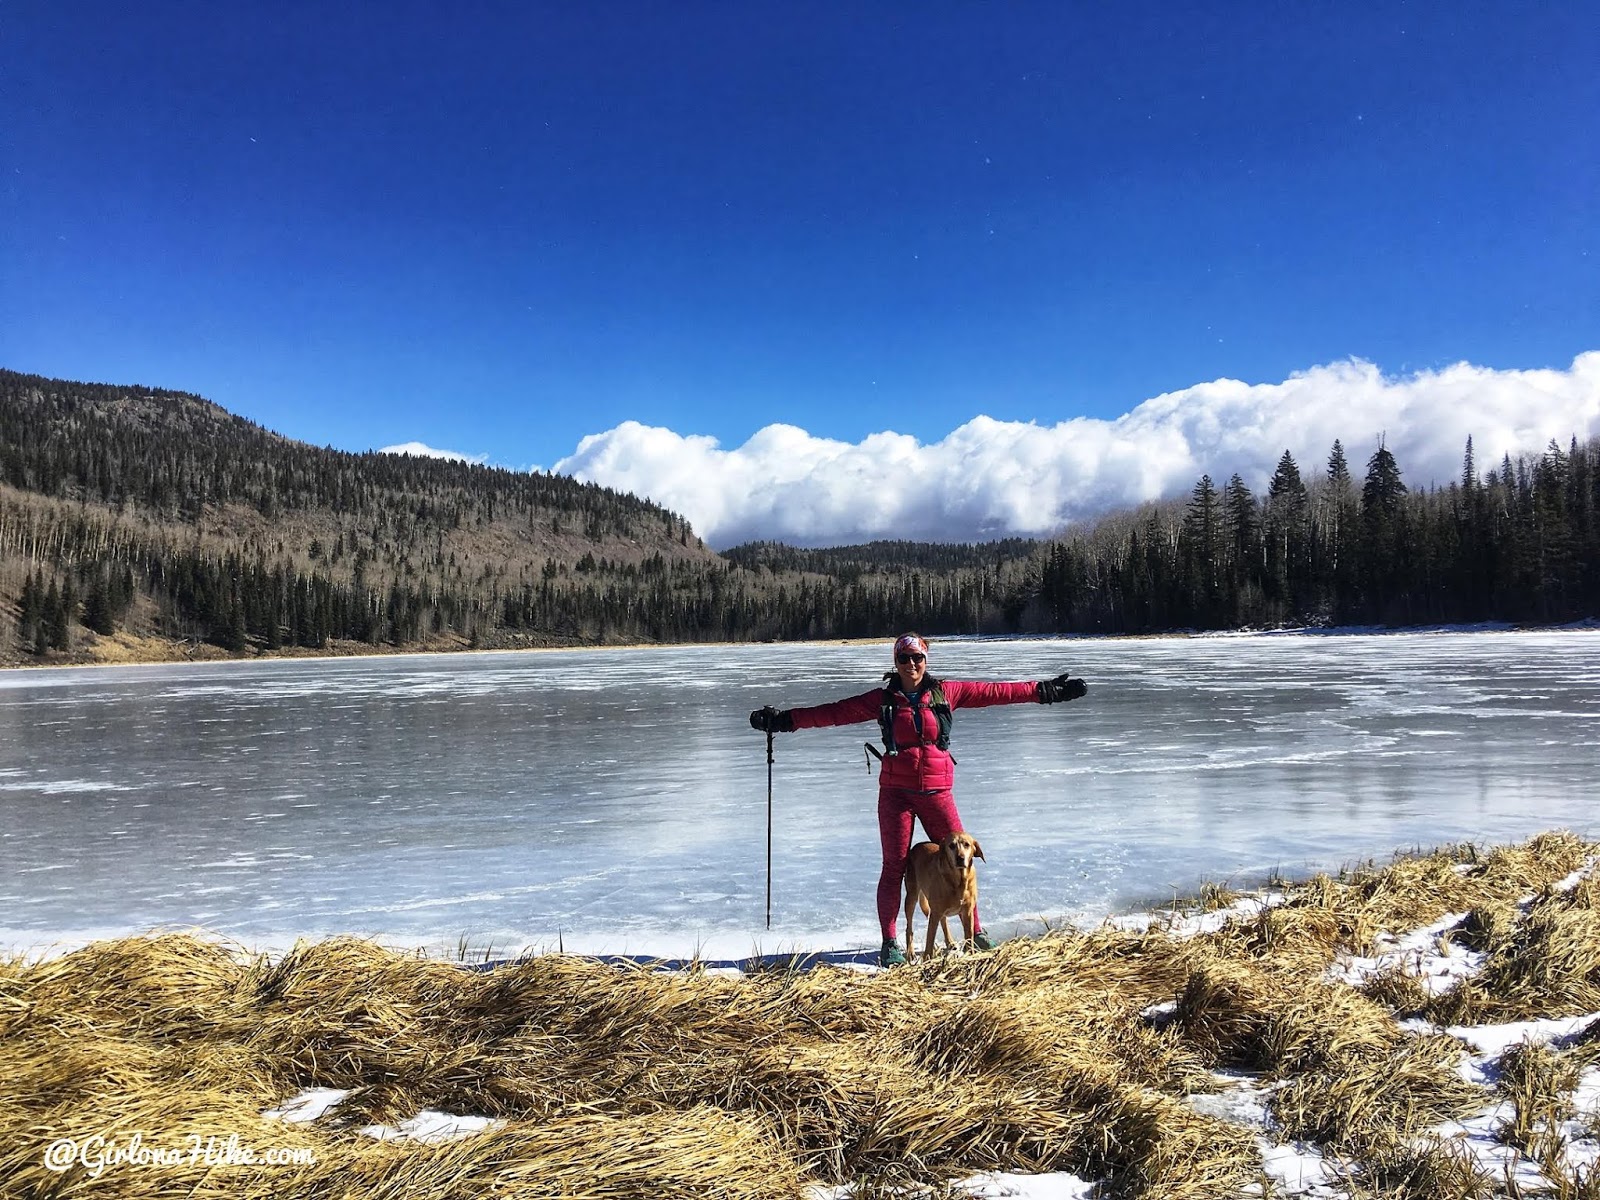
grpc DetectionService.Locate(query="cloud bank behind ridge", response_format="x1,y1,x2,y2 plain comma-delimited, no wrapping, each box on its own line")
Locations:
379,441,490,465
555,353,1600,549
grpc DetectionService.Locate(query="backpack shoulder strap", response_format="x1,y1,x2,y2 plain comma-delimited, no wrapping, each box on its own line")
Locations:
926,677,953,751
878,683,900,756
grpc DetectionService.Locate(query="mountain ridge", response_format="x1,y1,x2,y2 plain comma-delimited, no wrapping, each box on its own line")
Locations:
0,368,1025,665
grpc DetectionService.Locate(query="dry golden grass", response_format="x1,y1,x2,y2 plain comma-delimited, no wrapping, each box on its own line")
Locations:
1350,1134,1498,1200
1432,872,1600,1026
4,830,1599,1198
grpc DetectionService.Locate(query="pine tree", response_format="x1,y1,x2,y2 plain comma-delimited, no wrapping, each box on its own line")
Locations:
1534,439,1574,619
1269,450,1307,504
1181,475,1224,627
1319,440,1360,620
1359,440,1409,621
83,572,116,635
18,571,42,647
1362,441,1407,515
44,579,70,650
222,595,248,652
1328,440,1352,490
263,588,283,650
1569,437,1597,614
1265,450,1311,618
1223,474,1262,623
1452,437,1494,620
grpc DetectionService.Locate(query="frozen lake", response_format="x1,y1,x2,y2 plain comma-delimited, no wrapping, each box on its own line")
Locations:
0,630,1596,959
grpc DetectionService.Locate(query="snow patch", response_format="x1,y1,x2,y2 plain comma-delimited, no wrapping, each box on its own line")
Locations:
359,1111,505,1144
265,1088,503,1144
1329,910,1481,995
263,1087,350,1123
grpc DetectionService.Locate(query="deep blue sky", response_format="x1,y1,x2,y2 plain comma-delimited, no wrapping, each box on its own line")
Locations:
4,2,1596,467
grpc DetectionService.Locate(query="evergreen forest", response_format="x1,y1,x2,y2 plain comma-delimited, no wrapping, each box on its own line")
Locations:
1031,437,1597,633
1,368,1594,664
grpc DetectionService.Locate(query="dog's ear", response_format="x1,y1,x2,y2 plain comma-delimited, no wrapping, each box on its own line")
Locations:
973,839,985,861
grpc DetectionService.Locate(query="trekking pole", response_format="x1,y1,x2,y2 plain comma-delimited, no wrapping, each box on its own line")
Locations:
763,706,776,930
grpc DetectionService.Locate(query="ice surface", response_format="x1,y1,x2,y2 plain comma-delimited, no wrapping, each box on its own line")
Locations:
1,630,1598,957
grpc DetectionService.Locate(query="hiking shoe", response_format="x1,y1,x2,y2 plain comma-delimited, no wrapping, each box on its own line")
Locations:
972,930,998,952
879,939,907,968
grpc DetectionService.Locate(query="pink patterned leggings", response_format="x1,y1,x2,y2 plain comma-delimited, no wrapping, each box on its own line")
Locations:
876,786,982,942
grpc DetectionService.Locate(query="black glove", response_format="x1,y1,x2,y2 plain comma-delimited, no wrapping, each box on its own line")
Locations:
1036,673,1088,704
749,707,795,733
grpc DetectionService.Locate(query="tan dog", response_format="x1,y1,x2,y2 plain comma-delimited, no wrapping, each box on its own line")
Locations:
903,832,985,961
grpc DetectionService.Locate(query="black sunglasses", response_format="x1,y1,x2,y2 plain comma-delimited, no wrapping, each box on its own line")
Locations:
895,652,926,665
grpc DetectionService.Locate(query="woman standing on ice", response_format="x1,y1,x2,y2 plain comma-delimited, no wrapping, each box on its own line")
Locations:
749,633,1087,966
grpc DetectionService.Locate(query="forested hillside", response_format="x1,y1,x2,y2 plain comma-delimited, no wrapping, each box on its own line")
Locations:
1030,437,1600,633
0,370,1026,663
1,367,1595,665
0,369,718,661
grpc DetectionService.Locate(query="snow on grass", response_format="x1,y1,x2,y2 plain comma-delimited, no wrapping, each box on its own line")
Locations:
1442,1013,1600,1083
1329,910,1481,994
1185,1071,1345,1198
1154,847,1600,1197
1254,1141,1344,1197
265,1088,504,1144
358,1111,506,1144
161,840,1600,1195
1412,1012,1600,1190
1110,888,1287,938
262,1087,350,1123
806,1172,1101,1200
1553,860,1597,894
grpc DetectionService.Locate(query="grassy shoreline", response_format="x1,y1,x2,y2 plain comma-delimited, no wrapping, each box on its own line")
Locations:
7,832,1600,1197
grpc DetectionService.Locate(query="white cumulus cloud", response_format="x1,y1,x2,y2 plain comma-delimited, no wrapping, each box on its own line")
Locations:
378,441,489,465
555,352,1600,548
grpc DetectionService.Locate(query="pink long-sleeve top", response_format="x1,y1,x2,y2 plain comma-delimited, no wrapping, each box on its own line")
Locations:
789,678,1040,792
